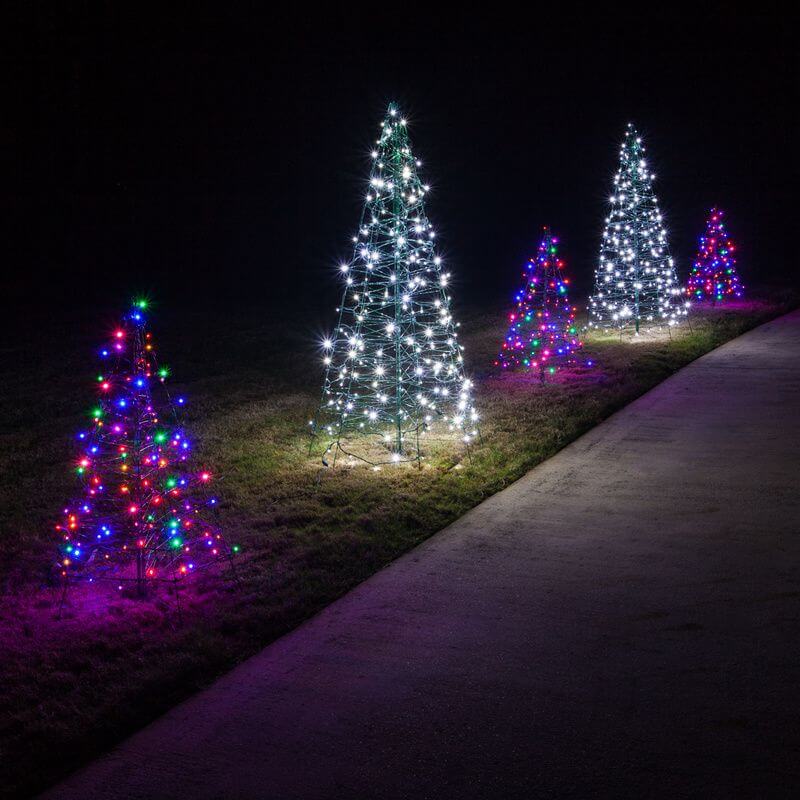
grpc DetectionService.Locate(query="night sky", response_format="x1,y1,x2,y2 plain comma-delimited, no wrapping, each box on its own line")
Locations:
7,7,796,326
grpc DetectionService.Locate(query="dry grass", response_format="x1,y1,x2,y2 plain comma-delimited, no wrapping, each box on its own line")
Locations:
0,293,795,798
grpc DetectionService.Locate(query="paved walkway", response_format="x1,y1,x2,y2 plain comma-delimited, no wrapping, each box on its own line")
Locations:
44,311,800,799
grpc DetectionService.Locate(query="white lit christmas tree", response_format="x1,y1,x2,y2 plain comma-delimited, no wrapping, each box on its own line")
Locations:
311,104,478,466
589,123,688,332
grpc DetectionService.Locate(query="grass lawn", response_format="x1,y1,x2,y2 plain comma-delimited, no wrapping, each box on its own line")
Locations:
0,292,796,798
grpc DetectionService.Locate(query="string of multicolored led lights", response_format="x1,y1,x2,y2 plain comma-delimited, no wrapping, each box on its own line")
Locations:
495,227,581,376
310,104,478,466
589,123,689,332
686,207,743,303
55,300,237,593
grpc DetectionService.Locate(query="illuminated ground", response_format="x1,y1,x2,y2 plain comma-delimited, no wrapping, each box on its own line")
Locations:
40,310,800,799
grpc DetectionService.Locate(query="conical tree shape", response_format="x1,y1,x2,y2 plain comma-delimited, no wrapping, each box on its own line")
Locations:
312,105,477,465
495,227,581,376
589,123,688,332
687,207,743,303
55,300,235,593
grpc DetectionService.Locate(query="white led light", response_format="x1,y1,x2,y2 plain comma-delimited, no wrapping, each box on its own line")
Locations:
310,104,478,465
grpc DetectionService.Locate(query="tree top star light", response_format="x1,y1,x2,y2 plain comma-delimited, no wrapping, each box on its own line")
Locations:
687,207,743,304
589,123,688,332
54,300,237,596
310,104,478,467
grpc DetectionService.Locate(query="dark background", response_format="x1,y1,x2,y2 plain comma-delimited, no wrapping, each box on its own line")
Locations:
4,6,797,328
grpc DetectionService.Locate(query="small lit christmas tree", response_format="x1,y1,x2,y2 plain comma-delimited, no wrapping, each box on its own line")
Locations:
495,227,581,378
589,123,688,332
311,104,478,466
55,300,237,594
687,207,743,303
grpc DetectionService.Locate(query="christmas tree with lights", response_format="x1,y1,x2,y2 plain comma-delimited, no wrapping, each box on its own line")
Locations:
311,104,478,466
495,227,581,378
589,123,688,332
687,207,743,303
55,300,236,594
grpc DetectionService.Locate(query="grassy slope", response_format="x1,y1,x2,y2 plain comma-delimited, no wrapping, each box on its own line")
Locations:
0,294,795,798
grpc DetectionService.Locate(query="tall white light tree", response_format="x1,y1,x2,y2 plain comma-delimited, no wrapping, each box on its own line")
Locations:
311,104,478,466
589,123,688,332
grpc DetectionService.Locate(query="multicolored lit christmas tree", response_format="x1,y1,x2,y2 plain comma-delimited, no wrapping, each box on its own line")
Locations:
55,300,236,594
311,104,478,466
687,207,743,303
495,227,581,377
589,123,688,332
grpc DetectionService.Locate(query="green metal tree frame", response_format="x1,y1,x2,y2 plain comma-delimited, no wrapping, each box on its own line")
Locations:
589,123,688,332
311,105,478,466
